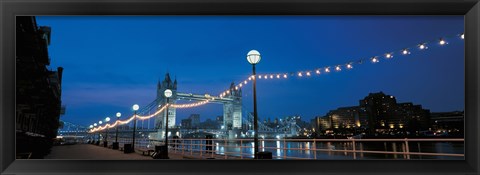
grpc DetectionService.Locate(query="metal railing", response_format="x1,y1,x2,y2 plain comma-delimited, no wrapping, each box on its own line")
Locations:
94,137,464,159
162,138,464,160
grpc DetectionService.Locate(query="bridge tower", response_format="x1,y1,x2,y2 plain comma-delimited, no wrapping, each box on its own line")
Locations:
223,82,242,139
156,73,177,130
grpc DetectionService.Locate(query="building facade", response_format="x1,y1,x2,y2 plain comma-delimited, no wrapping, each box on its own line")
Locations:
314,92,430,136
156,73,177,129
216,116,223,129
189,114,200,128
181,118,192,129
223,82,242,130
16,16,64,158
430,111,464,136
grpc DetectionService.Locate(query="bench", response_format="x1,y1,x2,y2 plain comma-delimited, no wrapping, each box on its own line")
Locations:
137,148,154,156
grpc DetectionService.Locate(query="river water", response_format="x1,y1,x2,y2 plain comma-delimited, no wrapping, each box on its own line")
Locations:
176,140,464,160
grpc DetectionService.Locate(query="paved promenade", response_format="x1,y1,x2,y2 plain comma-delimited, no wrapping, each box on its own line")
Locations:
44,144,184,160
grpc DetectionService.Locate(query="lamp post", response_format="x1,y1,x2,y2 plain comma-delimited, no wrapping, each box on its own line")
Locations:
247,50,261,159
94,123,98,145
89,125,93,143
132,104,139,150
113,112,121,149
164,89,173,158
98,121,103,144
115,112,121,142
104,117,110,147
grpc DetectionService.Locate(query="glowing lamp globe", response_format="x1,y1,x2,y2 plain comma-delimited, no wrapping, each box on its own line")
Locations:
164,89,173,98
247,50,261,65
419,44,426,50
94,123,97,126
133,104,139,111
439,39,446,45
105,117,110,122
99,121,102,124
116,112,121,118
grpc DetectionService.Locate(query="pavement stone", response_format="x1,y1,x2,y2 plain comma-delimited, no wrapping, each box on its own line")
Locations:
45,144,184,160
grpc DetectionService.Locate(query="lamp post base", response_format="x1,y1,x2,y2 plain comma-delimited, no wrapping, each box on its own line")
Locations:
152,145,169,159
112,142,119,150
256,151,273,159
123,144,134,153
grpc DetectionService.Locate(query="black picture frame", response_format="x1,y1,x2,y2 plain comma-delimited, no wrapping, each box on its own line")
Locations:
1,0,479,175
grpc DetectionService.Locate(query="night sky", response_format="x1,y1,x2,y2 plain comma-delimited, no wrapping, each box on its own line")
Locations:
35,16,465,127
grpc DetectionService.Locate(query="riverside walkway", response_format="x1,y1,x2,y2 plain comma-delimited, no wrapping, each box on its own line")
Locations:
45,144,185,160
44,144,241,160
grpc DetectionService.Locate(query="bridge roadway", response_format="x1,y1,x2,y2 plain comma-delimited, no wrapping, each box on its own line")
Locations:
44,144,242,160
176,92,234,104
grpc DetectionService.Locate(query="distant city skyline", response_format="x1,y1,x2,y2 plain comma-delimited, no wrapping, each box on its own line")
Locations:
35,16,465,126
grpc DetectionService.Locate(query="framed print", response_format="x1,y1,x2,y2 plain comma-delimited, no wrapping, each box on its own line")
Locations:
1,0,479,175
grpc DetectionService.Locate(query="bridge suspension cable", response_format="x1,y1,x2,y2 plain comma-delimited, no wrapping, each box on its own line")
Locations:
217,32,464,98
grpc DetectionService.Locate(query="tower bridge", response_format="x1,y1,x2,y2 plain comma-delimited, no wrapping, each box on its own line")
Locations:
130,73,299,140
83,73,300,141
148,73,243,140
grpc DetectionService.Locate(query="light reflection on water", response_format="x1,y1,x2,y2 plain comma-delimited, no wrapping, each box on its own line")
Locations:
179,140,464,160
276,141,281,157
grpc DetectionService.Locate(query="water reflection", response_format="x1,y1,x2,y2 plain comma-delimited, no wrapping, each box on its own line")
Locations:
305,142,310,155
174,140,464,160
250,142,254,156
262,140,265,152
392,142,397,159
276,141,281,157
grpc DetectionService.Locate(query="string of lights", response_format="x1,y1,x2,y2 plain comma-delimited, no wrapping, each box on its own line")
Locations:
171,100,210,108
217,32,464,97
89,100,210,132
136,105,168,120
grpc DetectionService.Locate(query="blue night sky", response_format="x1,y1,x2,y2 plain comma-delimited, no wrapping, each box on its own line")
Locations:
35,16,464,127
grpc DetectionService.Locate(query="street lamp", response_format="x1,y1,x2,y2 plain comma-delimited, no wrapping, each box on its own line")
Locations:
104,117,111,147
113,112,121,149
164,89,173,159
247,50,261,159
132,104,139,150
89,125,93,143
94,123,99,145
98,121,103,142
